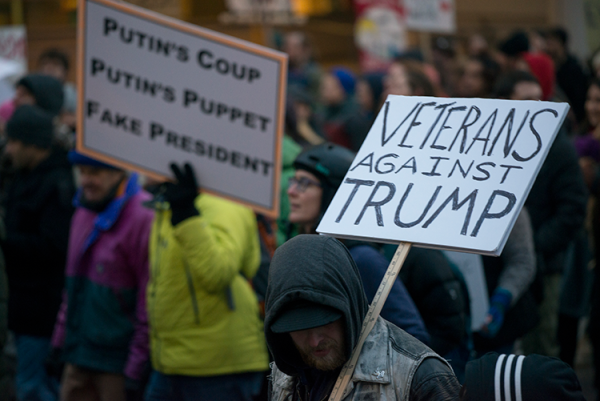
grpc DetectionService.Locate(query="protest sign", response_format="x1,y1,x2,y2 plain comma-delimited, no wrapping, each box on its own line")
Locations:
0,25,27,74
317,95,569,256
76,0,287,217
405,0,455,34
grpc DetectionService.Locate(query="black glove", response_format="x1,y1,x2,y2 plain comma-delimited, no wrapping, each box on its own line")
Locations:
164,162,200,226
44,347,64,379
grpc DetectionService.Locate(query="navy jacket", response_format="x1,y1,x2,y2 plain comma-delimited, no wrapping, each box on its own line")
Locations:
349,244,430,345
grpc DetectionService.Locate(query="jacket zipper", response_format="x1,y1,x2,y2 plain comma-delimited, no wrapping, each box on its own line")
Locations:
183,260,201,324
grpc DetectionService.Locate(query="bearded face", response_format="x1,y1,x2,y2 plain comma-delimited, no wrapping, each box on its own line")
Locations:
290,319,347,371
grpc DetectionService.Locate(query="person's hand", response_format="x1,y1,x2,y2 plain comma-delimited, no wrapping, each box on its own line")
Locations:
164,163,200,226
479,288,512,338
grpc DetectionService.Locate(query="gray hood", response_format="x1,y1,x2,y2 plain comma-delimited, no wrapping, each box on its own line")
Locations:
264,234,368,376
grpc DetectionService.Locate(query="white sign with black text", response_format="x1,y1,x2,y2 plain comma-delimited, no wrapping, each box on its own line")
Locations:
317,95,568,256
405,0,455,34
77,0,287,217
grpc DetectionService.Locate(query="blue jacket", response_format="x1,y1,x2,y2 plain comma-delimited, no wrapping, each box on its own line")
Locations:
348,244,430,345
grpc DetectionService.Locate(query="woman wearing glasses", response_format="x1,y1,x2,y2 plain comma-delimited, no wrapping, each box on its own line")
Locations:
285,143,431,343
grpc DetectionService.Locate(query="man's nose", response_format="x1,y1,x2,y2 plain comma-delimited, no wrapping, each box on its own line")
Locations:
307,330,324,348
79,175,92,187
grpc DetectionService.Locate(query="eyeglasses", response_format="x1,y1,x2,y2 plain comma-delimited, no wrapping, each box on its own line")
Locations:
288,176,322,192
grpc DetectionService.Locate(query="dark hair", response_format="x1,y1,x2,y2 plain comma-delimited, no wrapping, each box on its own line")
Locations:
38,49,69,72
359,72,385,115
407,68,435,96
469,54,501,97
547,27,568,46
492,70,539,99
581,77,600,134
393,60,435,97
498,30,530,56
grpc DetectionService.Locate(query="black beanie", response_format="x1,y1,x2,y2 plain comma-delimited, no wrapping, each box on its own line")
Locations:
498,31,530,56
17,74,64,116
462,353,585,401
6,105,55,149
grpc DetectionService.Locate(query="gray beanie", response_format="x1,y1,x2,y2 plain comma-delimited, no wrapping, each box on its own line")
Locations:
6,105,54,149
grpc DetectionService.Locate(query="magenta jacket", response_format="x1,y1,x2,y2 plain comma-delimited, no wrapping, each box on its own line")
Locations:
52,185,153,380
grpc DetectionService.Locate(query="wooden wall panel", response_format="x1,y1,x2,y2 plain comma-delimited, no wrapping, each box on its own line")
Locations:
26,25,76,81
455,0,555,41
12,0,561,82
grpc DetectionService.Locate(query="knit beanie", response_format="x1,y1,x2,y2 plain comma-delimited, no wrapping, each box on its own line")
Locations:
498,31,530,56
330,67,356,96
6,105,54,149
68,150,119,170
361,72,385,109
17,74,64,116
462,353,585,401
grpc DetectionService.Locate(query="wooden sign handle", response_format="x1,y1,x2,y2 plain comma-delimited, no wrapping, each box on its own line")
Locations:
328,241,412,401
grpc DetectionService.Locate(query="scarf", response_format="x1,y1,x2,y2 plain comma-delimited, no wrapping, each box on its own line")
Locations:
74,173,141,253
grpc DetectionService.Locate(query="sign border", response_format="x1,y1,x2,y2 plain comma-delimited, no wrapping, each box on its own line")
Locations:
76,0,287,218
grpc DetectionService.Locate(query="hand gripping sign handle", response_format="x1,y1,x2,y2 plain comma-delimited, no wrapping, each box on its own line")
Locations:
328,241,412,401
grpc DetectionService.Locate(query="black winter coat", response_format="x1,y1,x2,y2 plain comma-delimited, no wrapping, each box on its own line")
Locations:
525,131,587,274
2,149,75,337
556,55,588,123
399,248,468,356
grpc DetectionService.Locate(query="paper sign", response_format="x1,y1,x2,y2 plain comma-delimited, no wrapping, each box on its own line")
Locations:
405,0,455,34
0,25,27,74
317,95,568,256
76,0,287,217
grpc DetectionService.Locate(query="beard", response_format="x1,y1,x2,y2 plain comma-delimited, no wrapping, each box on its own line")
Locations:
293,336,347,371
79,175,125,212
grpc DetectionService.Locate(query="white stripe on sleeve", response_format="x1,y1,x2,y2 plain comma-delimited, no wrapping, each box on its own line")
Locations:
495,354,507,401
515,355,525,401
504,354,516,401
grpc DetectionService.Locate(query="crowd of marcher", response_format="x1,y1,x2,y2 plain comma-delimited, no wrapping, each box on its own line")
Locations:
0,24,598,401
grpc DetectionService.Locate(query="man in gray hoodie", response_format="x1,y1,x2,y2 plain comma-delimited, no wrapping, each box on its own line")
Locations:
264,235,460,401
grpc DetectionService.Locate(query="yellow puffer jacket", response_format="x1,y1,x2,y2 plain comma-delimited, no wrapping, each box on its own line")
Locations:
147,193,269,376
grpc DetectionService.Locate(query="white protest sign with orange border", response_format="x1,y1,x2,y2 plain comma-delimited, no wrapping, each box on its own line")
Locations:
317,95,569,256
76,0,287,217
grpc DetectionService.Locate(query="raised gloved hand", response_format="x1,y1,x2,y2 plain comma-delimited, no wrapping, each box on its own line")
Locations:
480,287,512,338
164,163,200,226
